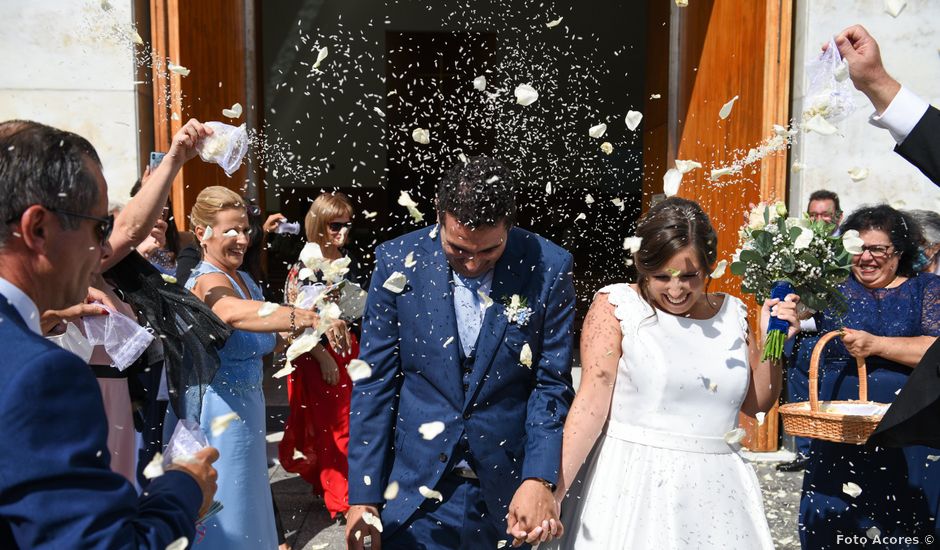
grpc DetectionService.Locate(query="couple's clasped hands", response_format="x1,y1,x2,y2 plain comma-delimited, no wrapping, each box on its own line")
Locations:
506,478,564,547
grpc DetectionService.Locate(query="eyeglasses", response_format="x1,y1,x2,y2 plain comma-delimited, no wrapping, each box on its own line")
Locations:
857,244,895,258
328,221,353,232
50,208,114,245
6,207,113,245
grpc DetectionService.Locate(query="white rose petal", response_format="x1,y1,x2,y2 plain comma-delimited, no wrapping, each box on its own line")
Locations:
312,46,329,70
842,230,865,255
363,210,378,219
545,181,552,195
459,153,469,164
478,289,493,310
443,336,454,348
222,102,243,119
298,267,314,282
866,526,882,539
363,511,384,533
143,452,165,479
272,363,295,379
166,537,189,550
928,455,940,462
514,84,539,106
419,485,444,502
611,198,624,211
404,251,417,268
419,421,446,441
675,0,689,6
724,428,746,445
210,412,240,437
588,123,607,139
884,0,906,17
663,168,682,197
675,159,703,174
600,142,614,155
546,16,563,28
834,60,850,82
842,482,862,498
167,62,190,77
804,114,839,135
847,167,869,182
718,95,739,120
201,226,214,242
384,481,400,500
756,412,766,426
520,343,533,368
574,213,586,222
383,271,407,294
364,475,372,486
710,260,728,279
429,225,440,239
623,236,643,254
293,449,306,460
792,162,805,172
132,29,144,45
625,110,643,131
258,302,279,318
221,229,239,238
794,226,814,250
473,76,487,91
411,128,430,145
265,431,284,443
650,93,662,99
710,166,740,180
347,359,372,382
161,274,178,284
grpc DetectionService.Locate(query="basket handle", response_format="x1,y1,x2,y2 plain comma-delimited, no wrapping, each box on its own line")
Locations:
808,330,867,412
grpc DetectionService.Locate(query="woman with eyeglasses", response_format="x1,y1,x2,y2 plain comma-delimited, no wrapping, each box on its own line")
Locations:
278,191,363,521
173,186,321,549
796,205,940,547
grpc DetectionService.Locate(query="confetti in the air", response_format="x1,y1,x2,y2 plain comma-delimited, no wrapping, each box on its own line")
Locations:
347,359,372,381
842,482,862,498
167,62,190,77
419,421,446,441
719,95,739,119
546,16,564,28
514,83,539,106
520,343,533,368
588,123,607,139
884,0,906,17
847,167,869,182
625,110,643,131
419,485,444,502
222,102,243,119
383,271,407,294
210,412,240,437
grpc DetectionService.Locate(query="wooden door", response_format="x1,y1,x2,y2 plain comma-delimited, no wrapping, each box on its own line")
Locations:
150,0,257,229
644,0,793,451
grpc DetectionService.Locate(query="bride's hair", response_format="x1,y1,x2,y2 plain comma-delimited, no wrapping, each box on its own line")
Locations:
633,197,718,306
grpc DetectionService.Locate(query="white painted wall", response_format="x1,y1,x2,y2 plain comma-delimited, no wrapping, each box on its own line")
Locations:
790,0,940,218
0,0,143,208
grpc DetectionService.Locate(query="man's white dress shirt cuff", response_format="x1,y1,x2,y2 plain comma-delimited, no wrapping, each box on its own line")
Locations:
868,86,930,144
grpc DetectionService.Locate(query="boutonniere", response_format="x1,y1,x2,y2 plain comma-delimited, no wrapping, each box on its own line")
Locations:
502,294,532,326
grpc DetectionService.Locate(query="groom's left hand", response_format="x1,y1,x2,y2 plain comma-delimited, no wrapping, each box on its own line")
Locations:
506,478,564,546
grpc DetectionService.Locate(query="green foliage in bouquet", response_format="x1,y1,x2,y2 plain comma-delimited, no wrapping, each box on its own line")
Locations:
730,202,858,317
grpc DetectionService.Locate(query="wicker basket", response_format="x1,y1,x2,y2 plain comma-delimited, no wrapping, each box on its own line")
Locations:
779,331,887,444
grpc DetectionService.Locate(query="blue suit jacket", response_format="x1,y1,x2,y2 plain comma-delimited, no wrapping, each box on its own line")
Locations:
0,298,202,548
348,225,576,534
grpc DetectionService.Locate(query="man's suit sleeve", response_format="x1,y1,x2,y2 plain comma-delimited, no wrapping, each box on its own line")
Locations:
0,347,202,549
348,244,402,505
522,252,576,484
896,106,940,186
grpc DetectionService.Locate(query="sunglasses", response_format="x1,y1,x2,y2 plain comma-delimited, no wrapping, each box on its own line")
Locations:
47,207,114,246
329,221,353,232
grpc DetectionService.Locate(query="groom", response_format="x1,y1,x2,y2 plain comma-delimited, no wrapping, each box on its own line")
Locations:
345,156,575,549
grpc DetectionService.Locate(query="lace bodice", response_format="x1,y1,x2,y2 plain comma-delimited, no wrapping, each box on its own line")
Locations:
598,284,752,439
186,262,276,394
819,273,940,364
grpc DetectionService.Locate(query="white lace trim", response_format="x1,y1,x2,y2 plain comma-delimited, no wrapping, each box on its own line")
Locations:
596,283,654,337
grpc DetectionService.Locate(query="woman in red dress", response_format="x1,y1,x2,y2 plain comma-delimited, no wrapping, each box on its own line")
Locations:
278,192,362,519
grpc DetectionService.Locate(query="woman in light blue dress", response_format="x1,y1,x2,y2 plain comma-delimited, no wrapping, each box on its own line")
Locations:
169,186,321,549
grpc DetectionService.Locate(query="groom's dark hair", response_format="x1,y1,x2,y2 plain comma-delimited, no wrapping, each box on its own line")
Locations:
436,156,516,228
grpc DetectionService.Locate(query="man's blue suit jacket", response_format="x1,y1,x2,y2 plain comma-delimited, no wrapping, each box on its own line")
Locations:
348,225,576,535
0,298,202,548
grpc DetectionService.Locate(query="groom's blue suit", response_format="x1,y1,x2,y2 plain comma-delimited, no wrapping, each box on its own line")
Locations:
348,224,575,541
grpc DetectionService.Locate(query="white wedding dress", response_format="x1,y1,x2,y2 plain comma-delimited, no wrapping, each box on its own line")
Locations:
552,284,774,549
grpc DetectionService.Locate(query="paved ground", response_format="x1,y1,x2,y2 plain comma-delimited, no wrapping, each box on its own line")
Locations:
264,370,805,549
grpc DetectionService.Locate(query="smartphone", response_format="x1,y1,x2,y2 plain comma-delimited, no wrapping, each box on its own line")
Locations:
149,151,166,173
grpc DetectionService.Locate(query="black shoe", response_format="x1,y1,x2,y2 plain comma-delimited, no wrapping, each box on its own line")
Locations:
776,457,810,472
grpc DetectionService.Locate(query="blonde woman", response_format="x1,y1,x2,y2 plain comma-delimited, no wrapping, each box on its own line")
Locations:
278,192,362,520
171,186,320,549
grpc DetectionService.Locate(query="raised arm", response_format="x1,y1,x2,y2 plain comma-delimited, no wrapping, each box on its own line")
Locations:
101,119,210,271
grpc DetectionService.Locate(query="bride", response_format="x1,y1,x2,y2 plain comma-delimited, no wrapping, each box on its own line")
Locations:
550,197,798,549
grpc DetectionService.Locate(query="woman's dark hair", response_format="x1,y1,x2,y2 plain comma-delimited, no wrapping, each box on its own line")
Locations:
841,204,923,277
436,155,516,228
633,197,718,305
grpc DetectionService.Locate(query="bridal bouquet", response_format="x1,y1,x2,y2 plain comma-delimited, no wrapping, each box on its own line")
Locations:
730,201,862,360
